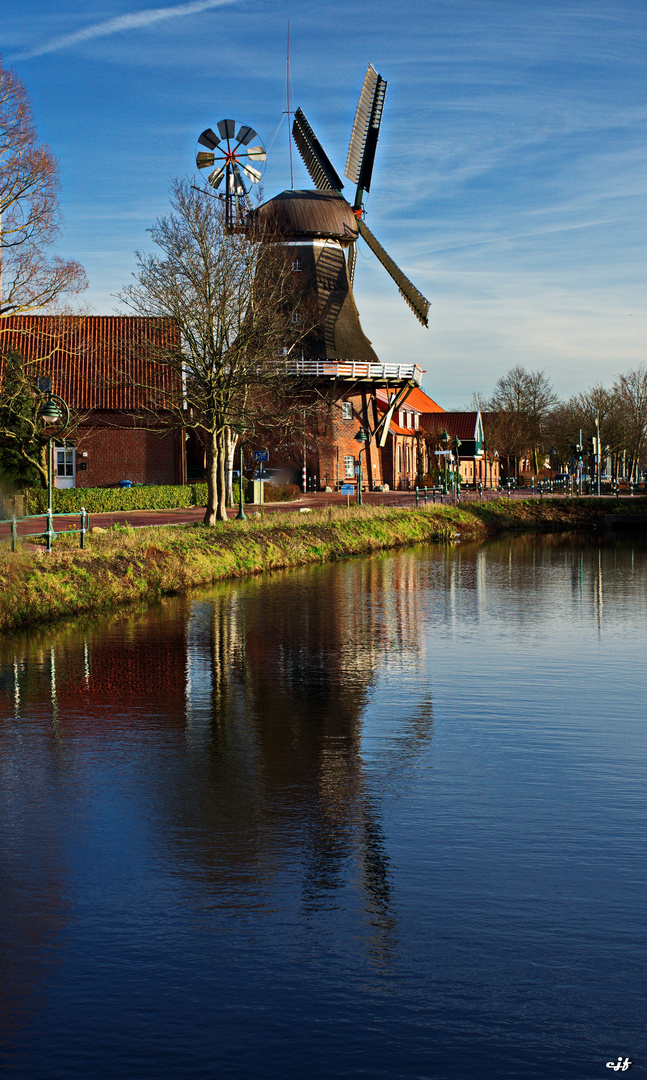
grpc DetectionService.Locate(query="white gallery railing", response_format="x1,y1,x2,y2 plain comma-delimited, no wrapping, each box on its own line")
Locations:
283,359,423,384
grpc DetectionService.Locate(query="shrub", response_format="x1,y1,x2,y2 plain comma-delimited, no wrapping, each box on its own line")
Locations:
24,483,209,515
261,483,301,503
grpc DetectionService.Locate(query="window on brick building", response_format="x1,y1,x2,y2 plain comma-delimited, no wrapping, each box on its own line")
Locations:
344,455,355,479
414,413,419,430
291,312,301,324
341,401,352,420
293,257,302,271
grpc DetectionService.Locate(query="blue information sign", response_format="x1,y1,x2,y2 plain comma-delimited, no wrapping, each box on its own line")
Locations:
253,450,269,462
340,484,355,493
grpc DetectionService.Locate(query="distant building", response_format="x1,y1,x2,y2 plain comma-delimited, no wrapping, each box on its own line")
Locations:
1,315,185,489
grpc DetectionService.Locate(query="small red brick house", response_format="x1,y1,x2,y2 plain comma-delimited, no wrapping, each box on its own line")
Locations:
421,411,500,488
1,315,185,489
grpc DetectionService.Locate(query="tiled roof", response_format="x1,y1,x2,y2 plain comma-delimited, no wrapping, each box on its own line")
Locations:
421,412,480,440
0,315,181,410
375,386,444,414
401,386,444,413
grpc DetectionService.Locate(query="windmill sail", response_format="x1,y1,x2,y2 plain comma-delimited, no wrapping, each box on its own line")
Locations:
345,64,387,205
357,218,429,327
292,108,344,193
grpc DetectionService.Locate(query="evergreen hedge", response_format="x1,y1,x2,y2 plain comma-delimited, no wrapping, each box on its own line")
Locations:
24,479,255,515
25,483,209,514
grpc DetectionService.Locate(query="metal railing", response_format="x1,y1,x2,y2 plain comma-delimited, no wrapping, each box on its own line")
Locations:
1,509,89,552
284,359,423,384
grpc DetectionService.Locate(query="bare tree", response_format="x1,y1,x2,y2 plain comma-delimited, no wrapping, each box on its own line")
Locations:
613,366,647,480
487,365,559,474
118,179,318,523
0,59,87,320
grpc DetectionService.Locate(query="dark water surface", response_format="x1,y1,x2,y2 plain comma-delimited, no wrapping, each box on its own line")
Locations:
0,535,645,1080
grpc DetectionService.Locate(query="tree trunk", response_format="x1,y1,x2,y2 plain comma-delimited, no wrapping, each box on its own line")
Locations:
225,426,235,508
203,427,230,524
203,431,219,525
216,426,227,521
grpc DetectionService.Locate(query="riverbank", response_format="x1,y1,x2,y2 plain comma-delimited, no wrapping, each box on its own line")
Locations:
1,498,645,633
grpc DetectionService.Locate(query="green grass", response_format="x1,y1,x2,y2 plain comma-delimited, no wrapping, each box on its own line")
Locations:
1,497,644,634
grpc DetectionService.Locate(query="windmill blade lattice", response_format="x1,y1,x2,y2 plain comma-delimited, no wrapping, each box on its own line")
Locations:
196,119,266,193
345,64,387,209
292,108,344,193
357,218,429,327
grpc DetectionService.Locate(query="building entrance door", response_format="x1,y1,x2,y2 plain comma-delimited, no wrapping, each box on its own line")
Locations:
55,445,76,489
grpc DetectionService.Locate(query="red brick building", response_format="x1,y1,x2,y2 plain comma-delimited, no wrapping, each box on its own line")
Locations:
1,315,185,489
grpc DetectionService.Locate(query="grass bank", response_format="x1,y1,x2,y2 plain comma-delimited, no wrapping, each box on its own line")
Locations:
1,497,645,634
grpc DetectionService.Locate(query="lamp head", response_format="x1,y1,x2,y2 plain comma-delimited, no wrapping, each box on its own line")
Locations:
40,400,62,424
440,428,449,447
355,428,368,444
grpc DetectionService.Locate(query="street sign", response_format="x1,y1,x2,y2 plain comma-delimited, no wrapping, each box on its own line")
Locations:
253,450,269,462
340,484,354,493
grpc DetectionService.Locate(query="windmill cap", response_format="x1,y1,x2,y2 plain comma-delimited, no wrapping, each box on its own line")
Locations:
255,190,358,244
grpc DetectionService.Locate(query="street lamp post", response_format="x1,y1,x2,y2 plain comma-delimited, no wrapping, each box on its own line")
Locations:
440,428,449,493
39,392,70,550
453,436,462,499
354,427,369,506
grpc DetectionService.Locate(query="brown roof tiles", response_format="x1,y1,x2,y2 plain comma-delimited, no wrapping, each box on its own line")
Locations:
0,315,180,411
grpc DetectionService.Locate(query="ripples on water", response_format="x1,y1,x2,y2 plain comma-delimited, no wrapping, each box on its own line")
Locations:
0,535,645,1079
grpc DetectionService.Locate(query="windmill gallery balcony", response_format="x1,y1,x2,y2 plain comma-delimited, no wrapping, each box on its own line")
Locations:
283,358,423,386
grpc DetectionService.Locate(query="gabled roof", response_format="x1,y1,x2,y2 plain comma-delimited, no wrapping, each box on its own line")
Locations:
0,315,180,411
375,385,443,414
401,386,444,413
421,411,481,440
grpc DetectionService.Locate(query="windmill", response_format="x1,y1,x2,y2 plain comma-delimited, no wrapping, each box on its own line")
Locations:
290,63,429,328
248,63,428,372
196,119,266,231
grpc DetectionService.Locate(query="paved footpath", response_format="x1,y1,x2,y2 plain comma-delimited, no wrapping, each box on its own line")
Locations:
0,486,624,543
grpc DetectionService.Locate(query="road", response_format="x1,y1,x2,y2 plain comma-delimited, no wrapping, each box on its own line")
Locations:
0,484,632,543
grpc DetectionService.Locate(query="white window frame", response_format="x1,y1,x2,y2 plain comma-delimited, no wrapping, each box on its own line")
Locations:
54,443,76,489
344,455,355,479
341,401,353,421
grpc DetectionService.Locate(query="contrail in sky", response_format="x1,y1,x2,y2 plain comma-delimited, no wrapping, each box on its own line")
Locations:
11,0,241,61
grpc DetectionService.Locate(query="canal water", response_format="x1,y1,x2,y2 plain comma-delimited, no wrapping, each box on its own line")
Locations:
0,535,645,1080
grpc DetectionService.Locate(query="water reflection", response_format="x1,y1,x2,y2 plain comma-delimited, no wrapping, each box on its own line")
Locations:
0,553,435,1049
0,535,645,1079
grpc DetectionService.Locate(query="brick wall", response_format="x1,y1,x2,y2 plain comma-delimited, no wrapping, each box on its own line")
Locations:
73,413,184,488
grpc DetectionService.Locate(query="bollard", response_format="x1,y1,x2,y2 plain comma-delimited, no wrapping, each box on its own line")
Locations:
415,488,419,507
478,481,483,501
80,507,86,549
11,516,17,553
432,487,436,504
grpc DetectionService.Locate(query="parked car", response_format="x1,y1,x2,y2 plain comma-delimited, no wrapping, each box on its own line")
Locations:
554,472,570,482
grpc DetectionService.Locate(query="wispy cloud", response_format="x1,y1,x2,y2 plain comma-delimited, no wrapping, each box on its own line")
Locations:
11,0,242,61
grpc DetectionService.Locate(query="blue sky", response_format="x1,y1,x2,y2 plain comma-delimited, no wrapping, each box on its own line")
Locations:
3,0,646,406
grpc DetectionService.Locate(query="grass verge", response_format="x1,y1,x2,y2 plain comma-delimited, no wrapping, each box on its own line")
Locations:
1,497,644,634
